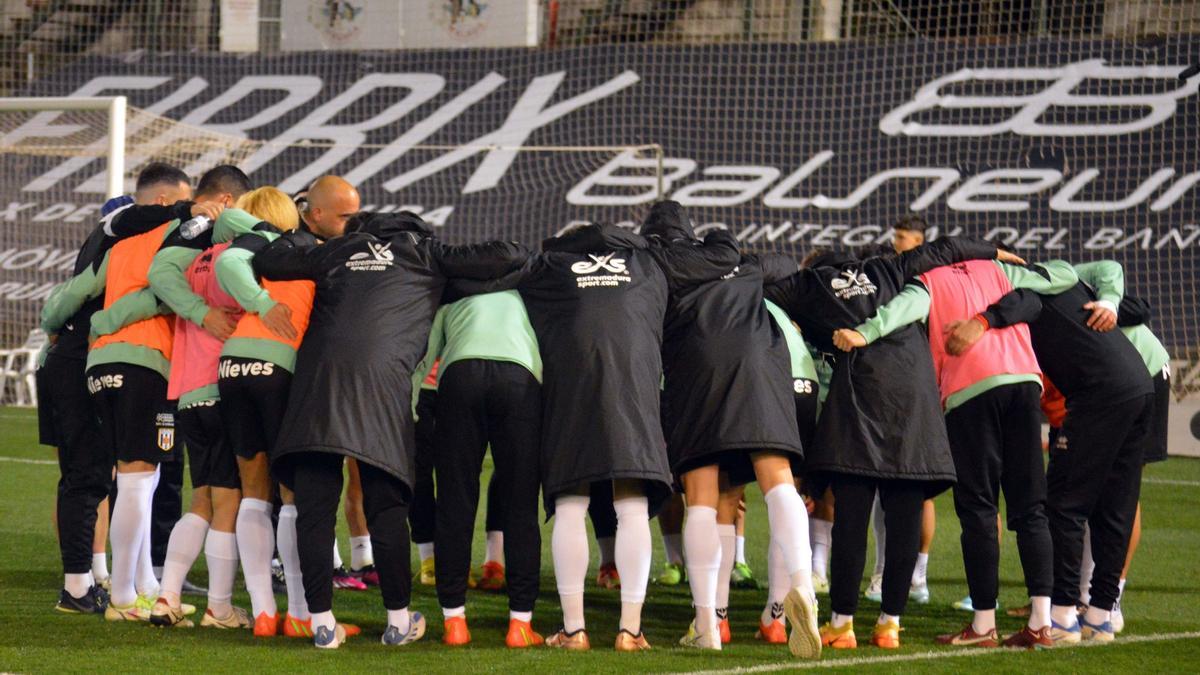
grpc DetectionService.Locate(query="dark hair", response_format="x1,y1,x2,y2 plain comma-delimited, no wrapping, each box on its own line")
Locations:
893,214,928,234
802,248,860,269
134,162,189,192
196,165,252,199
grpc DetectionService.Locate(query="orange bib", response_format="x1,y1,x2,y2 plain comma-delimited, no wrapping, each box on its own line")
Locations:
91,223,175,360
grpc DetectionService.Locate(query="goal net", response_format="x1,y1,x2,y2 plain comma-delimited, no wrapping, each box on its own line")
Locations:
0,0,1198,398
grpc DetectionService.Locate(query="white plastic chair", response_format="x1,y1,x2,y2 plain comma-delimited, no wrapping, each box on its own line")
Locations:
0,328,48,407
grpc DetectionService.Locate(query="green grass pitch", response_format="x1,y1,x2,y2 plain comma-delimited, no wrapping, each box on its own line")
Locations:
1,405,1198,672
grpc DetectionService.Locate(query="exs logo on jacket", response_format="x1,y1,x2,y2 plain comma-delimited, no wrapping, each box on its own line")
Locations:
345,241,395,271
831,268,878,300
571,252,631,288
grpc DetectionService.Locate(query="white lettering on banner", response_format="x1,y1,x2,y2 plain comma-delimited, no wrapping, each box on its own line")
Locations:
568,150,1198,213
811,167,961,211
1050,168,1178,212
343,73,508,189
0,281,56,301
1,203,38,221
241,73,448,192
672,166,781,207
72,77,212,194
174,75,324,177
1152,171,1200,211
945,169,1063,212
381,70,641,194
0,246,79,272
880,59,1200,137
32,203,78,222
16,76,175,193
566,150,696,206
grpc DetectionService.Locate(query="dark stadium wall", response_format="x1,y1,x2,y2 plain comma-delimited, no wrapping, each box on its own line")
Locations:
2,38,1199,352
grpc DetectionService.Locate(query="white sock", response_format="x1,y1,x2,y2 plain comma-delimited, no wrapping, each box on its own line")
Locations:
110,471,156,607
762,537,789,626
810,517,831,579
871,493,886,577
92,552,109,582
552,495,590,633
662,533,684,566
972,608,996,634
1029,596,1051,630
1052,604,1078,628
332,541,343,569
614,496,651,634
160,512,209,604
716,524,736,612
510,610,532,623
1084,605,1111,626
597,536,616,568
442,605,465,618
1079,525,1093,605
762,484,813,594
276,505,309,620
1118,578,1126,597
350,535,373,571
135,510,159,597
485,530,504,565
912,552,929,585
417,542,435,562
683,507,721,636
236,498,277,618
135,466,161,598
735,535,747,566
878,612,900,626
388,607,411,632
832,611,853,628
205,529,238,615
312,609,336,633
65,573,91,598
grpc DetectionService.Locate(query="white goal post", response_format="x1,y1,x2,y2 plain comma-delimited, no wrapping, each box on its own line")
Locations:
0,96,126,199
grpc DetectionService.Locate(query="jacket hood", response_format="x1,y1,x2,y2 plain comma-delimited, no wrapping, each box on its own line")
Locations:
640,200,695,241
542,223,648,253
351,211,433,240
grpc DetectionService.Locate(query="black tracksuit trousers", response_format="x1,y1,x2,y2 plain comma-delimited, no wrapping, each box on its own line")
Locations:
1046,393,1152,611
829,475,926,617
40,354,112,575
434,359,541,613
409,389,438,545
293,452,412,614
944,382,1053,608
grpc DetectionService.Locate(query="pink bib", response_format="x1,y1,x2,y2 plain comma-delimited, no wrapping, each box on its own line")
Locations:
167,242,244,401
921,260,1040,406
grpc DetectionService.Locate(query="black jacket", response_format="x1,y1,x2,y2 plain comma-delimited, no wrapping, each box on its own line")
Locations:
980,283,1154,410
641,202,800,483
512,223,734,515
765,238,998,493
253,212,527,489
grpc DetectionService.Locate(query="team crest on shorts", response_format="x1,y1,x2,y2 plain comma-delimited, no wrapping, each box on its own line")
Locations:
156,412,176,451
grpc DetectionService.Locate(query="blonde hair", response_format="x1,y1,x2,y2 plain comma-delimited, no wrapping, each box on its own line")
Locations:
235,186,300,232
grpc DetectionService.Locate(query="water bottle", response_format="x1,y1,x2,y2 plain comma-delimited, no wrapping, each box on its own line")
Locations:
179,215,213,240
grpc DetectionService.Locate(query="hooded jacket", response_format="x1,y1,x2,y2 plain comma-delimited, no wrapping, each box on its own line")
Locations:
512,222,734,515
252,211,527,490
764,238,999,494
641,201,800,483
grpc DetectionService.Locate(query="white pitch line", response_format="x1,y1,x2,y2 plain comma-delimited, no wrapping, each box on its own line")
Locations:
683,631,1200,675
1144,477,1200,487
0,455,56,465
